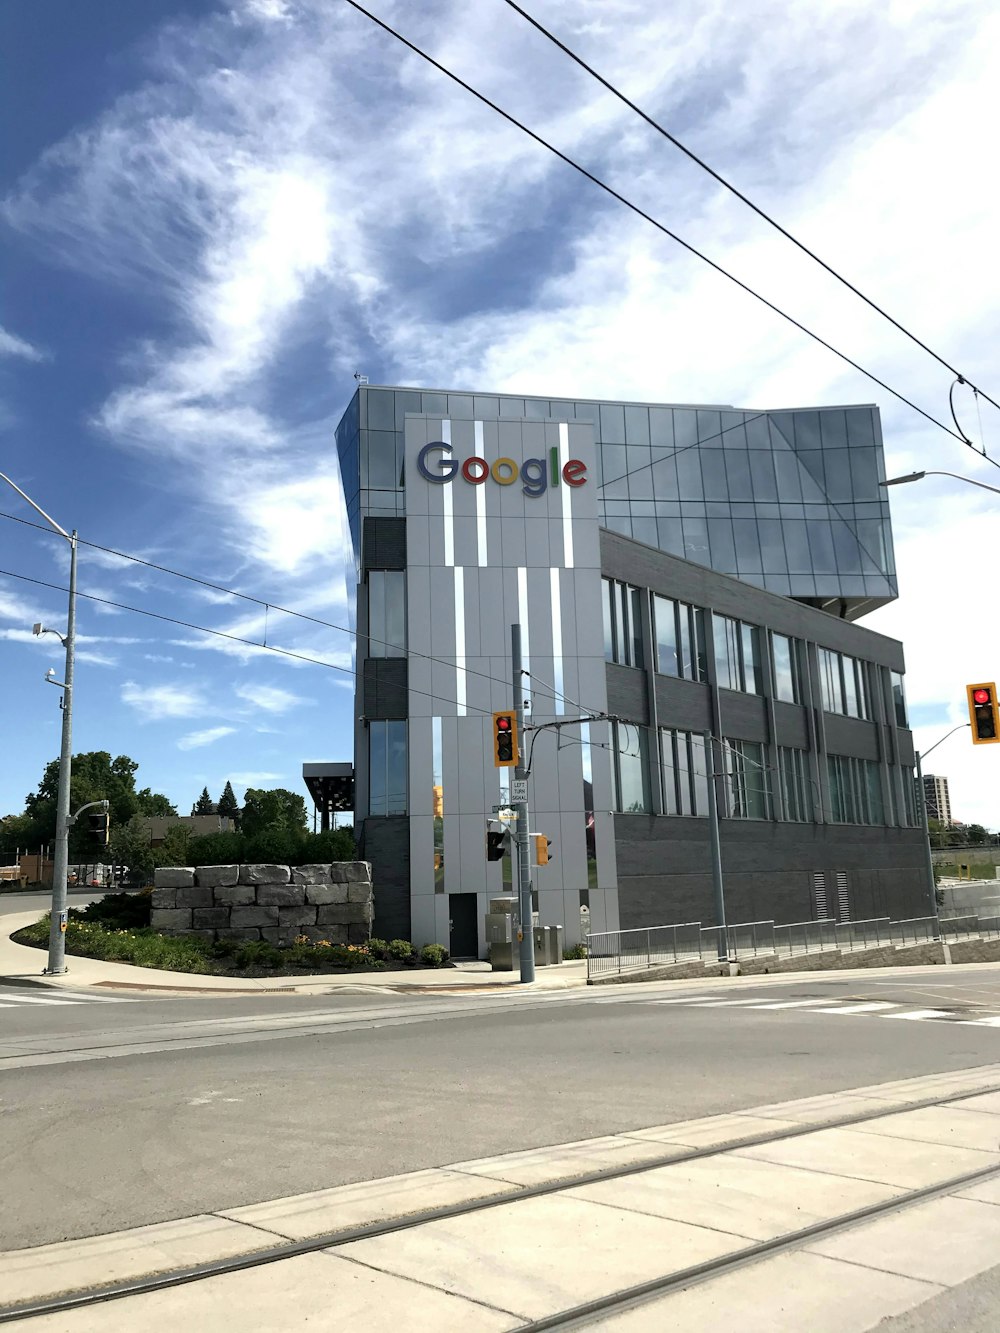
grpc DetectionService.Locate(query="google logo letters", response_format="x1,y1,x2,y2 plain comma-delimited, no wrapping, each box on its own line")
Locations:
417,443,587,496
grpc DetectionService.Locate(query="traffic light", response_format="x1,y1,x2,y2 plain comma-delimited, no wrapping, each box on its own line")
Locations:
88,811,110,846
534,834,553,866
492,710,519,768
967,682,1000,745
486,827,509,861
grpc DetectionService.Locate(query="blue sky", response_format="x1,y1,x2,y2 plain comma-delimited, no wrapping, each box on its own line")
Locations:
2,0,999,827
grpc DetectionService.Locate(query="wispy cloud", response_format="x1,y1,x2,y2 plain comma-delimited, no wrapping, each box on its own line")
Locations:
230,771,284,789
235,681,312,713
0,325,45,362
121,680,205,720
177,724,238,750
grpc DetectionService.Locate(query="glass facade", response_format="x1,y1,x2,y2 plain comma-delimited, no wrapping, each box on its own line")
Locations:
778,746,813,822
603,579,644,667
335,388,897,618
771,633,802,704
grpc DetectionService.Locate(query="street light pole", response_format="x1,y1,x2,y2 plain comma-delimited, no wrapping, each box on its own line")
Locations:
913,722,971,924
0,470,77,974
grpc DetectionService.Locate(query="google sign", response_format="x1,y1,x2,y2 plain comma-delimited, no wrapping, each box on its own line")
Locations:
417,443,587,496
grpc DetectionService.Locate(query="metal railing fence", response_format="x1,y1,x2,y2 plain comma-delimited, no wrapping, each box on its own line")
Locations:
585,910,1000,981
890,917,938,947
586,922,701,979
834,917,892,951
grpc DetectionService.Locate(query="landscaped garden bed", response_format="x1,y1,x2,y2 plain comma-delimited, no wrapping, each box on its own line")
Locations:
11,893,450,976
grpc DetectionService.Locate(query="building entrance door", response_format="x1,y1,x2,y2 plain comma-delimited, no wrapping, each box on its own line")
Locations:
448,892,479,959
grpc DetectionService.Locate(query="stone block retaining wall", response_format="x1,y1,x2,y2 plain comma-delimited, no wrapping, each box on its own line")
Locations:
151,863,373,946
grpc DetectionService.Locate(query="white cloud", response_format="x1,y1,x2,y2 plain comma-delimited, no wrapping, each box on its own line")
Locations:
229,771,284,789
121,680,205,720
3,0,1000,833
234,681,312,713
177,725,238,750
0,325,45,361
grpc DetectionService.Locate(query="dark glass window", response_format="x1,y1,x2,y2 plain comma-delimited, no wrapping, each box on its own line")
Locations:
827,754,884,825
771,634,801,703
714,615,760,693
368,571,406,658
603,579,644,667
891,672,907,727
661,730,708,816
369,720,407,816
722,740,769,818
614,723,651,812
778,747,812,821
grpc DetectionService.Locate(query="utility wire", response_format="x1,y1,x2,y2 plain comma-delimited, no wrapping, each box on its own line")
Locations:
0,509,528,705
343,0,974,455
502,0,1000,441
0,565,498,722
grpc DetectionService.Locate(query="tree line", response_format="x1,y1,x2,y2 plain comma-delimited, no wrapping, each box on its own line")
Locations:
1,751,354,879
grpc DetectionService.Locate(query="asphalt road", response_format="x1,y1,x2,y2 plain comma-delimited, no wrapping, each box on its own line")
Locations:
4,965,1000,1251
0,890,105,917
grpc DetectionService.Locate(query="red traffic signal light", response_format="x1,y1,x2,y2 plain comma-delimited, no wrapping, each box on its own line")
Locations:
967,682,999,745
492,710,519,767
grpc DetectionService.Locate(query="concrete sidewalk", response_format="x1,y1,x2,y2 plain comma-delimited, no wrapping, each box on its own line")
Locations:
4,1062,1000,1330
0,911,589,993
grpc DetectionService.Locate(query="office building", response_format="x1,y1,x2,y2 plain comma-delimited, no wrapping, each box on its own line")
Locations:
334,385,926,957
922,773,952,825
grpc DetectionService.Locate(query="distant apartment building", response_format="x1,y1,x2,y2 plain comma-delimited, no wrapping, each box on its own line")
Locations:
922,773,952,825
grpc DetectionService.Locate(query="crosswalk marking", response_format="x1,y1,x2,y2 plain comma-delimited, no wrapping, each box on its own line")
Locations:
811,1002,901,1015
627,992,1000,1030
0,989,132,1007
884,1008,955,1021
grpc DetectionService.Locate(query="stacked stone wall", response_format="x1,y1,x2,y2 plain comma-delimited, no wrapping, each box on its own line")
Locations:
151,863,373,945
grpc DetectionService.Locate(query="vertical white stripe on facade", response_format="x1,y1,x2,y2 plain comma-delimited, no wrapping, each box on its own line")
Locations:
517,565,530,713
454,565,466,716
474,420,488,567
441,419,454,567
550,566,564,715
558,421,574,568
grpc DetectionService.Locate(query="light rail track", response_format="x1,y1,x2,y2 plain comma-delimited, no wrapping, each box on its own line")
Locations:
4,1078,1000,1327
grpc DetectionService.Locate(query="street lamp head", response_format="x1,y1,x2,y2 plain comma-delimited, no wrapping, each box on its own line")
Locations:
880,471,927,487
33,623,43,636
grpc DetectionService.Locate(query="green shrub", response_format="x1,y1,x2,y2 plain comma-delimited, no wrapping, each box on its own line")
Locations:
233,940,284,969
563,943,588,960
366,937,389,960
419,943,449,967
387,938,414,963
75,891,151,930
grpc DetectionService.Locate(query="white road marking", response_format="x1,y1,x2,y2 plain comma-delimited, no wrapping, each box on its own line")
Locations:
884,1009,957,1021
0,993,83,1006
751,998,851,1010
809,1002,901,1015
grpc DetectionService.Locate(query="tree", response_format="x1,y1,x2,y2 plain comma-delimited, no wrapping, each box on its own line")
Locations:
136,788,177,817
18,752,174,858
108,814,156,884
966,824,989,846
927,818,948,849
240,788,309,839
191,787,215,815
217,781,240,824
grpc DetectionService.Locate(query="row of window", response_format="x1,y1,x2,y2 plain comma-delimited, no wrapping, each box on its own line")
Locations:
612,725,913,828
602,579,909,724
369,716,918,831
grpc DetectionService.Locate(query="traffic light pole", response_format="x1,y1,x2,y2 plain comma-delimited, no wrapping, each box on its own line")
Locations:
914,751,939,922
512,623,535,984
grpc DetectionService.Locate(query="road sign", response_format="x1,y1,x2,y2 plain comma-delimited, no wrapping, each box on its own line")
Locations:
510,779,528,802
491,804,517,818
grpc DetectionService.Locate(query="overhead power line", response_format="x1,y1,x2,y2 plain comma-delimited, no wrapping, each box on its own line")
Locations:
0,565,500,721
343,0,1000,473
502,0,1000,432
